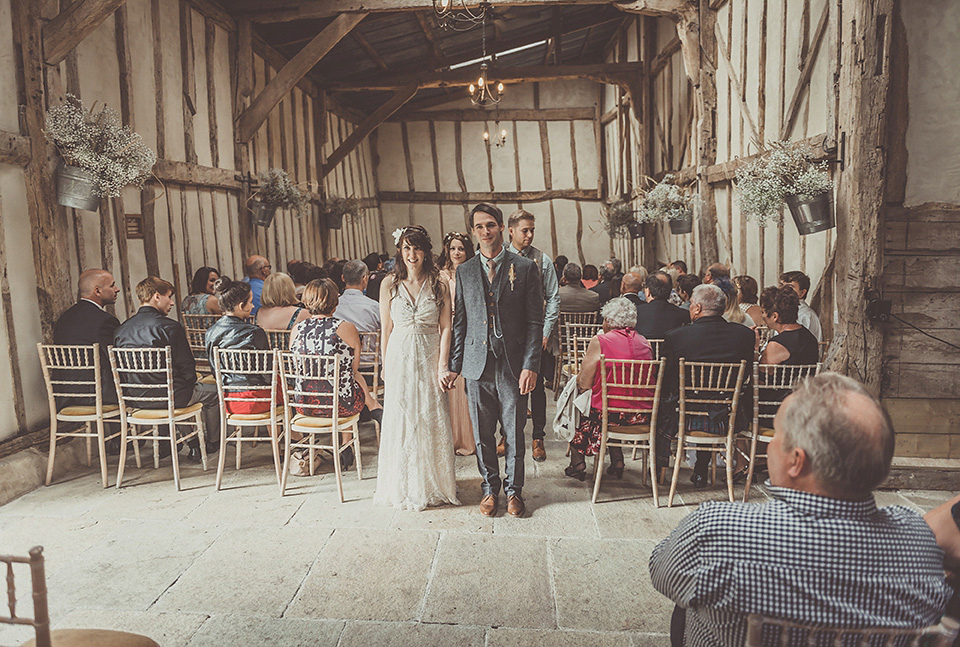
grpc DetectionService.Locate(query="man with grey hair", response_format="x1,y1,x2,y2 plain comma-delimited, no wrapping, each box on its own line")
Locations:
634,270,689,340
242,254,271,316
558,263,600,313
334,259,380,332
650,372,952,646
657,283,755,487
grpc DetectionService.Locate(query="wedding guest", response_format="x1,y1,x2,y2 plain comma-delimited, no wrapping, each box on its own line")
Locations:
290,262,314,298
553,255,568,283
242,255,271,316
181,266,222,315
439,231,476,456
669,260,688,276
558,263,600,313
734,275,764,326
566,297,653,481
204,277,271,414
779,270,823,342
582,264,600,290
758,286,819,367
289,278,381,473
704,262,730,285
334,260,380,333
256,272,309,331
676,274,701,310
717,277,755,327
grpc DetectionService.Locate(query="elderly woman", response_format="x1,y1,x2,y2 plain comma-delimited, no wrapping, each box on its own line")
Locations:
758,285,819,366
256,272,310,331
566,297,654,481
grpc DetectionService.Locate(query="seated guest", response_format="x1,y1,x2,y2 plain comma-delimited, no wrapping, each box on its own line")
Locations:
650,372,952,646
113,277,219,457
330,259,348,293
553,255,568,283
676,274,701,311
256,272,309,331
557,263,600,313
567,297,653,481
204,277,271,414
290,262,314,299
758,286,820,366
181,266,222,315
242,255,271,316
733,275,764,325
591,265,617,306
658,284,754,487
663,267,684,306
365,253,387,303
620,272,646,307
289,279,382,472
53,269,121,405
333,260,381,332
704,262,729,285
635,271,689,340
669,260,688,276
627,265,649,286
581,264,600,290
717,276,756,327
780,270,823,341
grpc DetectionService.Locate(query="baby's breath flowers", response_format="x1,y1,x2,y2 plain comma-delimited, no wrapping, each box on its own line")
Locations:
256,168,309,215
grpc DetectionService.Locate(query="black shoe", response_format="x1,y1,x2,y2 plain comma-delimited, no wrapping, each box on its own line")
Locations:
205,440,220,455
185,445,204,463
369,408,383,427
340,446,355,471
690,471,708,489
564,462,586,482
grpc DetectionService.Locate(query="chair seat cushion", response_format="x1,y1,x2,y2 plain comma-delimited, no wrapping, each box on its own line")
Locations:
22,628,160,647
291,413,360,429
686,431,728,443
58,404,120,417
228,406,285,421
607,424,652,438
128,402,204,420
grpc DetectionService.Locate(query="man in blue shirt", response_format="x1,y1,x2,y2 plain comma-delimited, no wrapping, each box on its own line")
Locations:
242,255,271,316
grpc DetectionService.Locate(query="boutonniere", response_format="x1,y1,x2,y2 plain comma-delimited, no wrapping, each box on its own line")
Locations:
508,263,516,291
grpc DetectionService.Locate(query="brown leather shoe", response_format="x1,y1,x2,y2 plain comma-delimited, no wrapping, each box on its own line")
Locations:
506,495,525,518
479,494,498,517
496,438,505,457
532,438,546,462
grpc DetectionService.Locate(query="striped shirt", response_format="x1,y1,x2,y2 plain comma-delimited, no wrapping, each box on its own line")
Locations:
649,485,952,646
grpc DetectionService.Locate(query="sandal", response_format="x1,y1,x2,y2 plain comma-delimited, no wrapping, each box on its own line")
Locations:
564,461,586,482
606,460,625,480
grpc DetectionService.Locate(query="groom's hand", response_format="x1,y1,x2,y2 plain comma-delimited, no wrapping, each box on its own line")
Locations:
518,370,538,395
440,370,458,391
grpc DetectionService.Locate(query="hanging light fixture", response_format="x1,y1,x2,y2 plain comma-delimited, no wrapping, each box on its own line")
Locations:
469,8,503,106
433,0,489,31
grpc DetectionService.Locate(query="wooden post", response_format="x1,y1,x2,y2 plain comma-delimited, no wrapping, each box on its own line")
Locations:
689,0,720,270
833,0,895,392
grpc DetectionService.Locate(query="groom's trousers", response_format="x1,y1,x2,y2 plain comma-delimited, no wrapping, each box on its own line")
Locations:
466,351,526,497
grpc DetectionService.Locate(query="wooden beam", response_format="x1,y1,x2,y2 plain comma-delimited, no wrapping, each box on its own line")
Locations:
780,1,829,139
236,12,365,142
380,188,600,203
414,11,447,68
390,107,595,122
324,62,643,91
392,89,471,117
551,7,563,64
153,159,242,190
43,0,126,65
0,130,31,167
693,0,720,270
650,35,681,77
321,84,418,178
237,19,254,99
351,29,389,72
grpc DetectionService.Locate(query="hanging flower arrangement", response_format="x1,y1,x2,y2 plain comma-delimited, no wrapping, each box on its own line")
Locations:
255,168,309,215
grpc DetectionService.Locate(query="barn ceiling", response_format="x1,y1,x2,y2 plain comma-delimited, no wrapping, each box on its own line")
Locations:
223,3,628,114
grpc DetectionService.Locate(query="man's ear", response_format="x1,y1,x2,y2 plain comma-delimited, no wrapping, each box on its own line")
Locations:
786,446,808,479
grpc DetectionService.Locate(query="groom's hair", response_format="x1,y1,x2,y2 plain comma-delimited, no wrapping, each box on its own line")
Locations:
470,203,503,227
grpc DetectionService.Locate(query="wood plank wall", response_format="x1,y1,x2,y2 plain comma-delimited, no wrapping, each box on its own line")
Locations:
0,0,384,443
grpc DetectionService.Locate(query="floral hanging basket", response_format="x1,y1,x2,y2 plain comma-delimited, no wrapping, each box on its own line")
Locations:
784,192,835,236
668,211,694,235
250,198,277,228
56,164,101,212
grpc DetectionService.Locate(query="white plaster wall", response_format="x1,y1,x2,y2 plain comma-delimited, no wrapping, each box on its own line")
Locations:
903,0,960,206
0,0,18,132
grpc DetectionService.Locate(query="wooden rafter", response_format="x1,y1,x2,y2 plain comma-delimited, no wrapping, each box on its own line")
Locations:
323,62,643,90
235,12,365,142
780,1,829,139
413,11,447,68
351,29,389,71
321,84,419,178
714,20,760,148
650,35,681,77
390,107,595,122
380,188,600,203
551,7,563,64
43,0,127,65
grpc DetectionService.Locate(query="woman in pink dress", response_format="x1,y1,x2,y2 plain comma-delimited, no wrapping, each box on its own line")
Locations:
438,231,476,456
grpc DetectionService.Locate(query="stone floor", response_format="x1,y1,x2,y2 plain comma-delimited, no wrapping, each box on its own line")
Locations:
0,416,953,647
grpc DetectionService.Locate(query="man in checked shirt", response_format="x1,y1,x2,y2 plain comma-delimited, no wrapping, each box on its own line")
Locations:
650,372,953,647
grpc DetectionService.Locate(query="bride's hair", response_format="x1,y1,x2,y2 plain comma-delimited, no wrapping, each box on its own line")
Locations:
391,226,444,310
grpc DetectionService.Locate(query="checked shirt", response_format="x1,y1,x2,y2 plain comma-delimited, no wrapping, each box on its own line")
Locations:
649,485,953,647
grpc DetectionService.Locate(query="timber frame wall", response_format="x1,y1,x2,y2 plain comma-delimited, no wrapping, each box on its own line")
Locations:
0,0,384,444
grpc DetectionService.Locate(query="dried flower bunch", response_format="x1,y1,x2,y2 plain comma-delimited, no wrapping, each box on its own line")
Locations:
256,168,309,214
735,140,833,226
321,195,363,223
603,198,640,238
637,175,697,223
44,94,157,198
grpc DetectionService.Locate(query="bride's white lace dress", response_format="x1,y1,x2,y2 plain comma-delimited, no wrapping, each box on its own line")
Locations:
373,282,460,511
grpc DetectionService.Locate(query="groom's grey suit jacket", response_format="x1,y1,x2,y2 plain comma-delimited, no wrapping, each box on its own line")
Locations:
450,251,544,381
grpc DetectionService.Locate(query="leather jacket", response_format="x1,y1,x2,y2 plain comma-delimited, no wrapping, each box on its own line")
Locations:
205,315,270,386
113,306,196,407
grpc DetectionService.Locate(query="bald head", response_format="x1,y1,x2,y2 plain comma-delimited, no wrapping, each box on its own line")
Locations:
244,255,271,279
78,269,118,306
620,272,644,295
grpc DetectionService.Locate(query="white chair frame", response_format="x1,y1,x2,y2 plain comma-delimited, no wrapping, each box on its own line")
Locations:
109,346,209,490
37,343,121,488
592,356,666,506
278,351,362,502
667,359,748,507
263,328,292,351
212,347,284,491
357,330,383,443
183,313,220,374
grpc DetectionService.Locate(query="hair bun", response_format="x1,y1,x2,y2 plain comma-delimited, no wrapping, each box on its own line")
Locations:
213,276,233,293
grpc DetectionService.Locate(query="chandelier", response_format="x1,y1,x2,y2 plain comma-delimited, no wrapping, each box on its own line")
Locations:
469,8,503,106
483,120,507,148
433,0,489,31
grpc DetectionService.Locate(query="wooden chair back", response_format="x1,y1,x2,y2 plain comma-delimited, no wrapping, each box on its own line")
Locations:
212,347,279,415
182,314,218,369
745,612,960,647
678,359,749,433
0,546,50,646
36,343,108,412
108,346,177,421
756,326,776,350
276,351,342,423
357,331,382,390
263,329,292,351
818,339,830,363
646,338,664,359
559,311,599,327
600,356,665,421
752,362,822,433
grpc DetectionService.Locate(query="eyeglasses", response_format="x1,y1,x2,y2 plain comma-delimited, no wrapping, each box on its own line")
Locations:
262,265,271,270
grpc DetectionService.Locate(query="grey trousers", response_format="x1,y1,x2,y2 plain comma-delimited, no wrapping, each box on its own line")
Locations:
466,353,526,497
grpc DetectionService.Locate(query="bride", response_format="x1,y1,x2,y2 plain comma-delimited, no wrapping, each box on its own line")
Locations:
373,225,460,511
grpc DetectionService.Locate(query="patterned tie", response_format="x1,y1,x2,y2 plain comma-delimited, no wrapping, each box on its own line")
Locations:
487,258,497,284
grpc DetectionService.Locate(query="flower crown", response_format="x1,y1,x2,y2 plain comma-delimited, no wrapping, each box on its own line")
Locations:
392,225,430,247
443,231,469,246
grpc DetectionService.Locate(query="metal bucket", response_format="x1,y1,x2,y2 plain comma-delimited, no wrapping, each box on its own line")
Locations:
626,220,643,239
324,210,343,230
251,199,276,227
669,212,694,235
785,192,835,236
57,165,101,212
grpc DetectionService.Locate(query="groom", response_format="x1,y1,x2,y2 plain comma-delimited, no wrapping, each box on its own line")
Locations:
443,203,543,518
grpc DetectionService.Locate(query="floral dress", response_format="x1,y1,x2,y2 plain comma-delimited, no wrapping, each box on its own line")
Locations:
289,316,364,418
